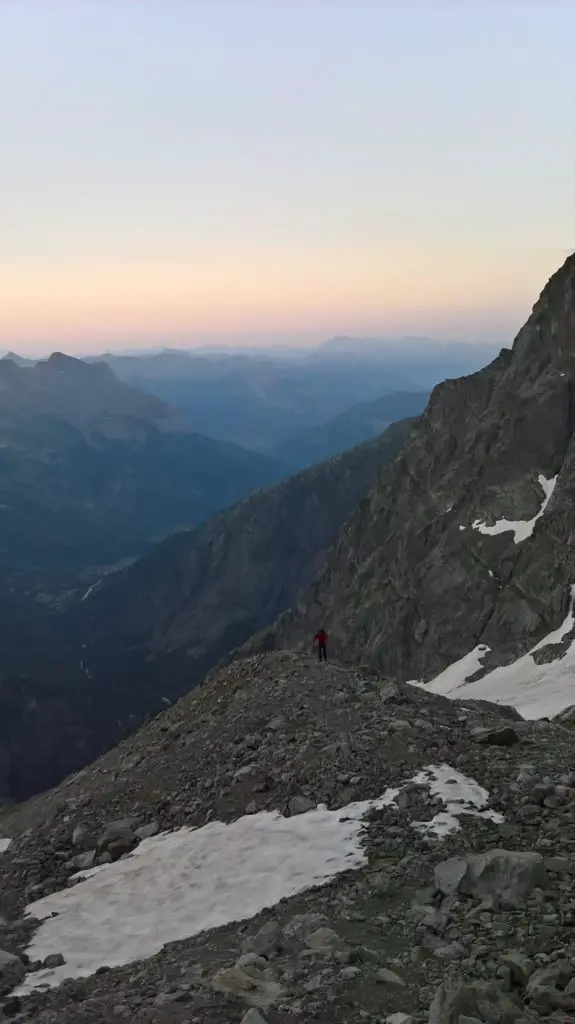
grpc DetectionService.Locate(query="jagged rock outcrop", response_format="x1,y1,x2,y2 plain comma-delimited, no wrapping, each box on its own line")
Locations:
1,652,575,1024
252,255,575,681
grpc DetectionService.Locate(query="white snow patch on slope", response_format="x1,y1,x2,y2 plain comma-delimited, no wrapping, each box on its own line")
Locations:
411,765,503,838
80,580,101,602
472,473,557,544
414,645,491,695
15,764,498,994
0,838,10,853
422,586,575,720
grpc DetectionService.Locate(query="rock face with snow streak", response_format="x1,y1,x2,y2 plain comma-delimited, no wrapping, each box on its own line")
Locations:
249,254,575,684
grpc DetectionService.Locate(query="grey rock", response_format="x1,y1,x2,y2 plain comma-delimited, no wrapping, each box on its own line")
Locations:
472,726,520,746
305,926,346,950
435,850,547,907
72,850,96,871
434,858,467,897
288,795,315,816
0,950,25,998
42,953,65,969
284,913,329,940
429,976,524,1024
71,824,96,850
134,822,159,841
544,856,571,873
241,1011,269,1024
376,968,405,986
1,996,22,1018
97,819,138,861
526,961,574,995
243,921,283,956
500,951,534,987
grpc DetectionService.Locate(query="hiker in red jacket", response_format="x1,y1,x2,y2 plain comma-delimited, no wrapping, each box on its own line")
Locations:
313,628,328,662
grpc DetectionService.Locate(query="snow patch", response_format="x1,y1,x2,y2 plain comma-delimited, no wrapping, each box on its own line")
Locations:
421,586,575,719
471,473,557,544
81,580,101,602
410,765,503,837
0,838,10,853
413,645,491,696
14,764,497,994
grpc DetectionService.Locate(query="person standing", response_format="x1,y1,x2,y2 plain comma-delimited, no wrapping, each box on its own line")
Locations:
313,628,328,662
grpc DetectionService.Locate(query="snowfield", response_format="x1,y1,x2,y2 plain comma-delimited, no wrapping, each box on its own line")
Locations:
415,586,575,720
470,473,557,544
14,764,500,995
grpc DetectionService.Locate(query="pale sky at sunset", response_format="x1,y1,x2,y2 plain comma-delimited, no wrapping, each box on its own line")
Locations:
1,1,573,354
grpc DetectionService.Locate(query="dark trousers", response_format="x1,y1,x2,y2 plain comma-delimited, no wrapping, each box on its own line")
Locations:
317,643,327,662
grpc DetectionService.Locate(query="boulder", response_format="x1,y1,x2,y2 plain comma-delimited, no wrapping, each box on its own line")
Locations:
71,824,96,850
241,1011,268,1024
376,968,405,987
212,965,284,1007
97,819,138,861
288,795,315,816
429,976,525,1024
472,726,520,746
72,850,96,872
0,950,25,997
305,927,346,951
284,913,329,941
435,850,547,907
500,951,534,987
134,822,159,842
242,921,282,957
526,961,574,996
552,704,575,727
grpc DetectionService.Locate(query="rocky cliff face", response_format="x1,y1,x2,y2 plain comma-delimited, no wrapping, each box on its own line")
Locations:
254,255,575,682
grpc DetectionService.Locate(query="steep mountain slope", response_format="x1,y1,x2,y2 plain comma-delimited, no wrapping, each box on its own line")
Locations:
0,651,573,1024
254,255,575,685
0,418,415,803
270,390,429,469
0,353,282,593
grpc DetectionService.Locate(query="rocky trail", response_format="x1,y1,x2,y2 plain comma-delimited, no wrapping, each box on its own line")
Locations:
0,652,575,1024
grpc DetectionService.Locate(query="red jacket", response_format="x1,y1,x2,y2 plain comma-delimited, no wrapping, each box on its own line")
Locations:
314,630,328,645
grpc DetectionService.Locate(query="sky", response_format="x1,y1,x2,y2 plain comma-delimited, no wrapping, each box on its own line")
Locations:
1,1,574,355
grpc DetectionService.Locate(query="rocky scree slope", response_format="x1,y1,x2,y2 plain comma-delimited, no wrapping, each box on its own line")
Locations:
0,418,415,805
1,653,575,1024
252,255,575,682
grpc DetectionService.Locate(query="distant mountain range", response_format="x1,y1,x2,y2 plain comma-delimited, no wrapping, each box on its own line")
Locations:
94,339,498,451
270,390,429,469
0,352,282,596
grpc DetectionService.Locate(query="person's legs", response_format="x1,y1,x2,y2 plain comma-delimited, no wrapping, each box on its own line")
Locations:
317,644,322,662
319,644,327,661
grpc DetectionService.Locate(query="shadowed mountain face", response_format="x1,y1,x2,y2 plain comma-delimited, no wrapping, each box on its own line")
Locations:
269,390,430,469
0,353,283,595
251,255,575,685
0,418,416,803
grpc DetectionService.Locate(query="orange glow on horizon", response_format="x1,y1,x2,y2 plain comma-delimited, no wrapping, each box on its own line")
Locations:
1,243,559,349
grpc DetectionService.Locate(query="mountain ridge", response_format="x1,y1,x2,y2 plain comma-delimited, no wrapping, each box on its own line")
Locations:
246,254,575,685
